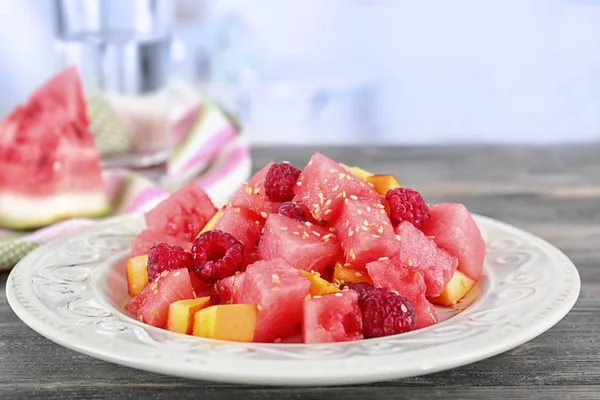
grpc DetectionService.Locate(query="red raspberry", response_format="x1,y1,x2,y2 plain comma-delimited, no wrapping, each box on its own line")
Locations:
147,243,193,282
191,230,244,283
385,188,430,228
348,282,416,338
277,201,306,221
264,163,302,202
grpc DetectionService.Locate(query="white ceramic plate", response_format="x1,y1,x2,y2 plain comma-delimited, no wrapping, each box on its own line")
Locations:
6,214,580,386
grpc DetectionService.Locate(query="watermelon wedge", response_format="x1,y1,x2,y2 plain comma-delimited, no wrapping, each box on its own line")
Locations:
0,67,110,229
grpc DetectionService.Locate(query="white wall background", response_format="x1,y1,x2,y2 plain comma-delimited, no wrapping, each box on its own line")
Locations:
2,0,600,145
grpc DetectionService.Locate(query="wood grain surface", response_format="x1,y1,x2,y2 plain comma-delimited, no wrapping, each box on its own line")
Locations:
1,145,598,399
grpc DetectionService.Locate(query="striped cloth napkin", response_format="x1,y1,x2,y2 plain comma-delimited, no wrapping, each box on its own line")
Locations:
0,83,251,271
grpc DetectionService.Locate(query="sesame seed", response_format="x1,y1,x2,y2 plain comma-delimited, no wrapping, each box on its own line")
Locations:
351,253,356,260
342,190,347,198
260,211,268,219
391,290,399,295
313,295,322,299
345,220,350,227
376,203,385,209
296,181,303,186
272,286,280,291
302,232,309,239
274,338,282,343
293,231,300,235
280,227,288,231
344,198,349,204
174,270,181,277
363,220,369,226
329,168,336,173
312,231,321,237
314,206,321,214
378,226,384,234
253,187,261,194
401,304,408,313
323,179,328,184
407,258,413,266
368,189,374,194
318,193,325,203
344,263,352,267
354,271,363,277
361,226,368,231
372,234,380,238
282,160,290,164
350,195,358,200
336,193,343,199
348,229,354,237
257,305,263,310
151,308,156,315
332,185,340,192
233,207,241,213
297,224,303,229
245,186,252,194
329,227,336,232
338,173,346,180
429,235,436,239
380,210,387,214
396,234,402,241
334,293,343,297
355,227,360,232
324,209,333,215
357,209,362,215
313,203,320,209
366,206,372,212
230,276,236,283
255,220,261,225
235,271,241,275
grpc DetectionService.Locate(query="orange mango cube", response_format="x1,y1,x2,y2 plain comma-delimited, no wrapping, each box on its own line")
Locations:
126,255,149,297
366,174,402,196
167,297,212,334
340,163,374,181
430,270,476,306
298,270,341,296
333,263,373,286
192,304,258,342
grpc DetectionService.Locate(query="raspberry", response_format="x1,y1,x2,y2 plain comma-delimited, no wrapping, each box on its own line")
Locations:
348,282,416,338
191,230,244,283
277,202,306,221
147,243,193,282
264,162,302,202
385,188,430,228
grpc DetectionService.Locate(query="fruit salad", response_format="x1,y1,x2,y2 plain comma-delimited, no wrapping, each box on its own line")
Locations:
125,153,486,343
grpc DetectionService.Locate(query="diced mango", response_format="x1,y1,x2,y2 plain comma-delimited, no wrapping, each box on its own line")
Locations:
192,304,258,342
366,174,402,196
298,270,341,295
333,263,373,286
167,297,212,334
197,207,225,237
429,270,476,306
126,255,149,297
339,163,374,181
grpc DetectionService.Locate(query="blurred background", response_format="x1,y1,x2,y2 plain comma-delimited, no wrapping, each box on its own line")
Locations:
1,0,600,145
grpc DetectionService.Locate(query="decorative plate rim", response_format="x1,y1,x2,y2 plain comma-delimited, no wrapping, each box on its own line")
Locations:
5,214,581,386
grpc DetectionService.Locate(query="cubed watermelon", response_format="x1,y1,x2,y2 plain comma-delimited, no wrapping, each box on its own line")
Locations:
366,259,438,330
294,153,380,222
257,214,340,275
333,197,399,271
214,206,262,251
217,273,246,304
421,203,486,280
236,258,310,342
302,290,364,343
145,183,217,242
128,268,195,328
229,162,274,218
393,221,458,297
131,229,190,257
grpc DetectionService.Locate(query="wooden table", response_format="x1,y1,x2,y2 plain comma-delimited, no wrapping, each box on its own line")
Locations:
1,146,599,399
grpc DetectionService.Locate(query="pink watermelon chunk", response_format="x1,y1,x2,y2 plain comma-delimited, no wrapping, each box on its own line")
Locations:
367,259,438,329
393,221,458,297
0,67,110,229
131,228,190,257
236,258,310,342
229,162,275,218
257,214,340,275
421,203,486,280
294,153,380,222
215,206,263,251
217,273,246,304
128,268,195,328
145,182,217,242
333,197,399,271
302,290,364,343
